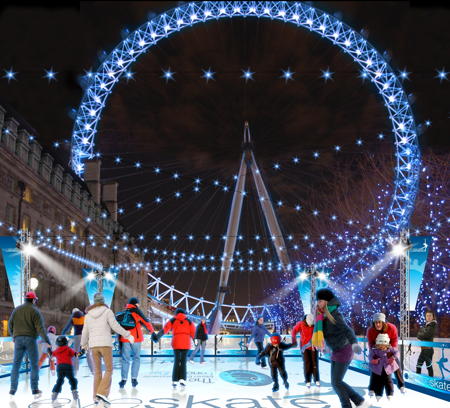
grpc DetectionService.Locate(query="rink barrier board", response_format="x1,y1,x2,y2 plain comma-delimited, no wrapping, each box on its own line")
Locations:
1,335,449,399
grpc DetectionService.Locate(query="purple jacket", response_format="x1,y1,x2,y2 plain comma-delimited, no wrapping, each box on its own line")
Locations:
369,347,399,375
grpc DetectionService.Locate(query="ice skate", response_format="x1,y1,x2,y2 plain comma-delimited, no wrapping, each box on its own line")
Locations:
400,386,406,394
306,382,311,389
118,379,126,388
32,389,43,399
272,383,279,392
315,381,321,387
131,378,138,387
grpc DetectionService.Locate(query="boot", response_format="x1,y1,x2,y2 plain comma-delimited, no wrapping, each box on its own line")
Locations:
272,383,279,392
72,390,79,400
51,392,58,402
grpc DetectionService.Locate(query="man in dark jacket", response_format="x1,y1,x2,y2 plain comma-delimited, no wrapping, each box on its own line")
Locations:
416,310,437,377
189,317,208,364
248,317,271,367
8,291,51,400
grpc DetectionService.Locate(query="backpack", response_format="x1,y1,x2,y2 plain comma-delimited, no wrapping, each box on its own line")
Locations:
116,309,136,329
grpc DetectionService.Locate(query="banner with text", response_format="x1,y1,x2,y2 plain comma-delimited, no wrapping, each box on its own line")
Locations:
409,236,431,311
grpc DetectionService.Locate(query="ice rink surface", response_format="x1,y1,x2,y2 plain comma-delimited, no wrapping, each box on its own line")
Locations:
2,356,447,408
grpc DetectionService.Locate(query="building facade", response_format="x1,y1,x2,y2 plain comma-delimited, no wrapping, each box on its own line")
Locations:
0,104,149,335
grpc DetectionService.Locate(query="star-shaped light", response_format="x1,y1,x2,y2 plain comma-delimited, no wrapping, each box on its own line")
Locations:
124,70,134,81
435,68,448,82
399,68,410,81
44,68,57,82
281,68,294,82
241,68,254,82
334,145,341,152
134,161,142,168
292,156,300,164
202,68,215,82
3,68,17,82
313,151,320,159
115,156,122,164
321,68,333,81
162,68,175,82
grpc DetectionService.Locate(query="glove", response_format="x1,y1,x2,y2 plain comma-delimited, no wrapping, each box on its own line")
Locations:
47,347,53,356
352,344,362,355
371,358,379,365
77,348,86,358
387,357,395,364
128,335,135,344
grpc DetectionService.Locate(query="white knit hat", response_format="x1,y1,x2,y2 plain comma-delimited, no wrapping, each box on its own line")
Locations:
305,314,314,326
372,312,386,322
375,333,390,346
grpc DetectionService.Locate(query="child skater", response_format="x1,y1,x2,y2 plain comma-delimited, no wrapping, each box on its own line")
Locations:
369,333,399,401
292,314,320,388
258,333,295,392
51,335,83,405
38,326,57,373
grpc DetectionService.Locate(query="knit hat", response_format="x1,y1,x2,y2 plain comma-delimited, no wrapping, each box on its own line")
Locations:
72,308,81,314
47,326,56,334
316,288,334,302
305,314,314,326
128,297,139,305
375,333,390,346
25,291,38,300
56,336,68,347
372,313,386,322
93,292,105,304
270,333,281,345
175,307,186,315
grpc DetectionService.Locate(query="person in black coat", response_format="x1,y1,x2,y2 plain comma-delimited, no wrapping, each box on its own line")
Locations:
258,333,295,392
189,317,208,363
416,310,437,377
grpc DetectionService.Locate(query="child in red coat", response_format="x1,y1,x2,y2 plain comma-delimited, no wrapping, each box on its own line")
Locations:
51,336,82,403
292,314,320,387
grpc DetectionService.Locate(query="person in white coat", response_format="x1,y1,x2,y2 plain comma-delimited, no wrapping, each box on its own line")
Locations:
81,293,134,407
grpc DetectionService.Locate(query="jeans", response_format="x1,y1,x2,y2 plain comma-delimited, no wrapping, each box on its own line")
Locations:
52,364,78,393
121,342,142,380
255,342,267,367
416,348,434,377
189,340,206,362
91,347,113,398
10,336,39,393
173,349,188,382
331,360,364,408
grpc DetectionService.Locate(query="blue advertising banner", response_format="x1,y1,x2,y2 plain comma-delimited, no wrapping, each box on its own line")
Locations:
82,267,118,307
0,236,22,308
409,236,431,311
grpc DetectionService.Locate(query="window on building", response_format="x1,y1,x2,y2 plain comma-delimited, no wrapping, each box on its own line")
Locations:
5,204,16,225
22,214,31,232
23,185,32,203
2,320,8,337
69,220,77,234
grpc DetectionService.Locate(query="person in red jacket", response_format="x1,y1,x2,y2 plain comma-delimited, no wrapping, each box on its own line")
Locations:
292,314,320,387
366,313,405,395
51,335,82,404
117,297,155,388
154,308,195,389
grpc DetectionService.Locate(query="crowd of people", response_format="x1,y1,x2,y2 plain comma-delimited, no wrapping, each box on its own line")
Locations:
7,288,438,408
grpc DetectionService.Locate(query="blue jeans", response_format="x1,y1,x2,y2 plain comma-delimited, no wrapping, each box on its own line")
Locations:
10,336,39,392
121,342,141,380
330,360,364,408
255,342,267,367
189,340,206,362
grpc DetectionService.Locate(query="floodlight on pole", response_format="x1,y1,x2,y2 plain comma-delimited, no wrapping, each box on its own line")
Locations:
30,277,39,290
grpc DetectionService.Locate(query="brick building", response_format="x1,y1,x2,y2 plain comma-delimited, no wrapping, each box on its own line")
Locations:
0,104,149,335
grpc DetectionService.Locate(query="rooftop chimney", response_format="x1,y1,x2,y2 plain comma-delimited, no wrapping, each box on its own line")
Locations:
84,159,101,204
102,181,118,222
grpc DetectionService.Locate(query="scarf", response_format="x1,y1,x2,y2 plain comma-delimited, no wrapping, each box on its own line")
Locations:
312,305,337,350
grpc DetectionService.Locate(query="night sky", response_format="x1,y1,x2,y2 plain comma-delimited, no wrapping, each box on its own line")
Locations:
0,1,448,306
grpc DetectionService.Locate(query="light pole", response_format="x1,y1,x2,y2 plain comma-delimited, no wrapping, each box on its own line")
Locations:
19,230,35,300
299,265,328,315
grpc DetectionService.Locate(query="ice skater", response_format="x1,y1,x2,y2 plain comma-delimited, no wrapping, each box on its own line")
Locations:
38,325,57,372
189,317,208,364
292,314,320,388
416,310,437,377
366,312,405,394
258,333,295,392
368,333,399,401
153,308,196,390
116,297,155,388
248,316,271,368
312,288,370,408
51,335,83,406
9,291,52,400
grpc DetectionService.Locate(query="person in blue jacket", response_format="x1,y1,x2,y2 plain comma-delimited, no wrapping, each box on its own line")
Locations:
248,317,271,368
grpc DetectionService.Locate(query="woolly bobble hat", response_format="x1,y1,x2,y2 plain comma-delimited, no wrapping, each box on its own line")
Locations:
93,292,105,304
128,297,139,305
372,313,386,322
175,308,186,315
316,288,334,302
375,333,390,346
270,333,281,345
47,326,56,334
305,314,314,326
72,308,81,314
